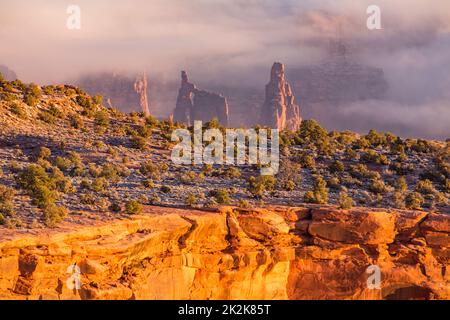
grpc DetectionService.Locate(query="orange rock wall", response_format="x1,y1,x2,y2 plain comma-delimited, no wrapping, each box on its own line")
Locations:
0,206,448,300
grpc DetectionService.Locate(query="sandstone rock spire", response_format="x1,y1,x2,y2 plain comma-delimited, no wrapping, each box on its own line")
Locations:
134,72,150,116
260,62,302,131
173,71,196,124
173,71,229,126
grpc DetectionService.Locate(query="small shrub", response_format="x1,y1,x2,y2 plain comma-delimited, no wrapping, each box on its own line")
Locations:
369,178,388,194
223,167,241,179
91,177,108,192
405,192,424,210
70,115,84,129
142,179,155,188
131,135,147,150
125,200,143,215
43,204,68,227
329,160,345,174
38,147,52,160
338,191,353,209
10,103,26,118
247,175,277,198
185,193,197,207
393,191,406,209
208,188,231,205
0,185,15,216
38,111,56,124
54,156,72,171
396,177,408,192
238,199,250,208
415,179,436,195
94,110,110,133
303,176,329,204
140,161,167,180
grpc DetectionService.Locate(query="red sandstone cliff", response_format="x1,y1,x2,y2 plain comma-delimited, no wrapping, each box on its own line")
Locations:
0,205,448,300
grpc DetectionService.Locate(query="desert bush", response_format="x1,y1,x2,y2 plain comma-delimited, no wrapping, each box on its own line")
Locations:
140,161,167,180
91,177,108,192
54,156,72,172
415,179,437,195
38,110,57,124
364,129,386,148
361,150,390,165
48,104,64,119
369,178,388,194
125,200,143,215
338,191,353,209
94,110,110,133
238,199,251,208
327,176,341,190
208,188,231,204
0,185,15,216
350,164,379,180
43,204,68,227
23,84,41,107
223,167,241,179
304,176,329,204
38,147,52,161
185,193,197,207
142,179,155,189
297,119,328,145
247,175,277,198
281,179,296,191
329,160,345,174
10,102,26,118
180,171,205,184
15,164,73,209
131,135,147,150
405,192,424,210
100,163,120,183
42,86,55,95
296,153,316,169
70,114,84,129
396,176,408,192
393,191,406,209
278,160,301,190
88,163,101,178
444,179,450,193
80,193,96,205
390,162,414,176
92,95,103,106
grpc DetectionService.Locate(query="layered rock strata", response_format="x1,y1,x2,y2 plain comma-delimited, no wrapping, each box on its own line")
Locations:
0,206,448,300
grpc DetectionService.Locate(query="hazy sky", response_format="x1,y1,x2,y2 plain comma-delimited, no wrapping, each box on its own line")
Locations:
1,0,449,138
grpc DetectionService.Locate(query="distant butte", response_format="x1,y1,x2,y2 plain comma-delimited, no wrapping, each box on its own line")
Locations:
173,71,229,126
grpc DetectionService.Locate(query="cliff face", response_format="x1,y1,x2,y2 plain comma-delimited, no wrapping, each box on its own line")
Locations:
76,73,151,115
0,206,448,300
173,71,229,126
0,65,17,81
260,63,302,131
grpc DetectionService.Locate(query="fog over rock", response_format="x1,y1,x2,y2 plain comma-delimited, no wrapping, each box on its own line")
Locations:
173,71,229,126
0,65,17,81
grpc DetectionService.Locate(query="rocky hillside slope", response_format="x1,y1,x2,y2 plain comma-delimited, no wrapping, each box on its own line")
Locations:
0,205,448,300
